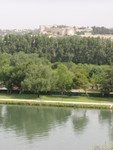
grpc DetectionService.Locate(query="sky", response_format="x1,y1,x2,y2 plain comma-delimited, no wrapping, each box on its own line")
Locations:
0,0,113,29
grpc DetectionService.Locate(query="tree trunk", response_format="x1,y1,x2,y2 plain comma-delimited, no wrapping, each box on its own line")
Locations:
19,89,22,94
61,91,64,97
84,89,88,96
38,92,40,98
7,89,11,94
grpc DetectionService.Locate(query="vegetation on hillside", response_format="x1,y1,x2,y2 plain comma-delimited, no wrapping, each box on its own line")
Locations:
92,26,113,35
0,51,113,95
0,35,113,95
0,34,113,64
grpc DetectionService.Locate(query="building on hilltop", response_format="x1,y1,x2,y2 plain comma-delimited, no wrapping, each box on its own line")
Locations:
39,25,76,36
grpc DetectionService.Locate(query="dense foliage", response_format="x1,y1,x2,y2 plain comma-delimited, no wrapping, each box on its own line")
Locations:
0,34,113,65
92,26,113,35
0,34,113,95
0,52,113,95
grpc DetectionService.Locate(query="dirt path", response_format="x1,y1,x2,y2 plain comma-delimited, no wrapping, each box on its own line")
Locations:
0,98,113,108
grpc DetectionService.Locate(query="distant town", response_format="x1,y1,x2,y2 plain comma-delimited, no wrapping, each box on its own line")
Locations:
0,25,113,39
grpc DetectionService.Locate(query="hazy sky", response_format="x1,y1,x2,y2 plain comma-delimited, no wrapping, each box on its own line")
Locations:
0,0,113,29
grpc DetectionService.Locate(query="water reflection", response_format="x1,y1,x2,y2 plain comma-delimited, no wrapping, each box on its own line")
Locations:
99,109,113,124
0,105,72,140
72,109,89,133
99,109,113,140
0,105,113,149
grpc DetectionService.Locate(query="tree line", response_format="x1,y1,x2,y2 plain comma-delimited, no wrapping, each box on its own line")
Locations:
0,52,113,96
92,26,113,35
0,34,113,65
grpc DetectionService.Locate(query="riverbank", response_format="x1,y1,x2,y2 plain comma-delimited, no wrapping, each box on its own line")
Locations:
0,94,113,109
0,93,113,102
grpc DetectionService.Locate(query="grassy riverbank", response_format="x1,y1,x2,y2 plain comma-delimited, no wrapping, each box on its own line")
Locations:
0,93,39,99
41,95,113,103
0,94,113,109
0,93,113,103
0,100,110,109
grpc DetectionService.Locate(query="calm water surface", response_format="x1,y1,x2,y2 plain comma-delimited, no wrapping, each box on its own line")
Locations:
0,105,113,150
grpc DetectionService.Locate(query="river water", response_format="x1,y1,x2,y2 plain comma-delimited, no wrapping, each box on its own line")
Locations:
0,105,113,150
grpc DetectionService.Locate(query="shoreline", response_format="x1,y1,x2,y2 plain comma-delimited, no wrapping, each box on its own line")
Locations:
0,98,113,109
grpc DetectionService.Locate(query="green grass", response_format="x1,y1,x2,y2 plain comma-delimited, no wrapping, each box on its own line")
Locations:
0,93,39,99
41,95,113,103
0,94,113,109
0,93,113,104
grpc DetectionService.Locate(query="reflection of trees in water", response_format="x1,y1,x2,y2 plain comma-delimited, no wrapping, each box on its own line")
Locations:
72,109,88,134
99,110,113,124
0,105,72,140
99,109,113,141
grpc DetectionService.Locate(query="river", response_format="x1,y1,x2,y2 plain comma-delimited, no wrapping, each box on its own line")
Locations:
0,105,113,149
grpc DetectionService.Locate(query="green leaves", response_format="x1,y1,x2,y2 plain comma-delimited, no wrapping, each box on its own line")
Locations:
21,63,55,93
0,50,113,96
101,67,113,95
73,71,89,90
56,64,74,91
0,34,113,64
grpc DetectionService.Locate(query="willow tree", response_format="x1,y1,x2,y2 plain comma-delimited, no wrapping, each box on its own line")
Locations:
21,63,56,97
56,64,74,94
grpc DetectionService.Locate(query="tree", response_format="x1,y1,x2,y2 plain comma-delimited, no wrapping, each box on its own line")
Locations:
89,66,106,90
101,67,113,95
0,53,12,86
3,63,27,93
0,34,113,65
73,71,89,95
56,64,74,93
21,63,55,96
